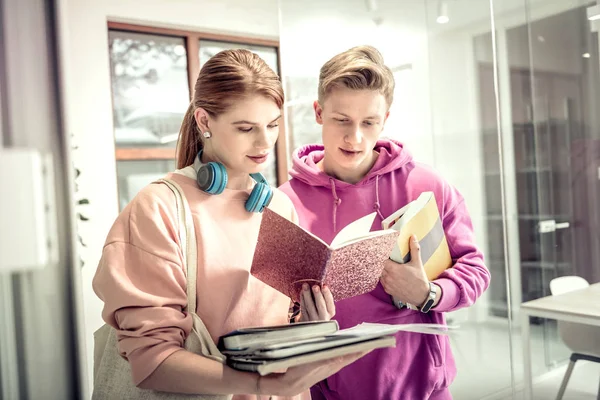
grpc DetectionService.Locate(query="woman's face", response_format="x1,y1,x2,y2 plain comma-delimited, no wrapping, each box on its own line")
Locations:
196,95,281,178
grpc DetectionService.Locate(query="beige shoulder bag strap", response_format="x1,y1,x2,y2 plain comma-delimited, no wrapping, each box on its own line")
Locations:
156,179,224,360
156,178,197,314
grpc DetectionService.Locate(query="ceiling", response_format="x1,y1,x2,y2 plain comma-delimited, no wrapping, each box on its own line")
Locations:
279,0,589,34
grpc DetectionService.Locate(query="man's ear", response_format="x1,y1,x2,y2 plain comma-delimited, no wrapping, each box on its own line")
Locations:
194,108,211,133
314,101,324,125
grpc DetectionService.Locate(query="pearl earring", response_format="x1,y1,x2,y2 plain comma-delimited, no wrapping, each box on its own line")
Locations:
203,131,212,139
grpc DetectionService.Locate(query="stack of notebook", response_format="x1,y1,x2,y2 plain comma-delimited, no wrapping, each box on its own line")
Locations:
218,320,452,375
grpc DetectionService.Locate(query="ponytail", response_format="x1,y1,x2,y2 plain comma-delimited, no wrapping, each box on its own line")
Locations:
176,102,202,169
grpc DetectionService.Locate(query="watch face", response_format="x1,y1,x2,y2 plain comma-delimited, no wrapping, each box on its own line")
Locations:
422,298,435,313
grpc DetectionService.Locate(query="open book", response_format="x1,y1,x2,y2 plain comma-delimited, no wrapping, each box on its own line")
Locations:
381,191,452,280
220,321,453,376
251,208,399,301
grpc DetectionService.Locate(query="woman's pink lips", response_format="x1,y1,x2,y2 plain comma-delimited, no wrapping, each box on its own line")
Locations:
247,154,269,164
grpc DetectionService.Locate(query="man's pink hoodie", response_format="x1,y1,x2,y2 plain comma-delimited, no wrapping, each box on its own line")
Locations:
279,139,490,400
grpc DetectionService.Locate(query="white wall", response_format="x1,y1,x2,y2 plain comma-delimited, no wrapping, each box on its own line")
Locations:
278,0,435,161
55,0,278,396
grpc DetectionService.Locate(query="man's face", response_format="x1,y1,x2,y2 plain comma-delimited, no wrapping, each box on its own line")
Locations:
315,87,389,182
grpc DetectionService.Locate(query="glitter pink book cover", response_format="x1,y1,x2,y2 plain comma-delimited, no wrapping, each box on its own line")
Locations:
251,208,400,302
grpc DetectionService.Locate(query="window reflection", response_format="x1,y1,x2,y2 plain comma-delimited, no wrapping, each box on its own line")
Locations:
109,31,190,148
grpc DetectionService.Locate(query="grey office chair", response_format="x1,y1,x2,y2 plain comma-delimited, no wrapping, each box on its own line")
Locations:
549,276,600,400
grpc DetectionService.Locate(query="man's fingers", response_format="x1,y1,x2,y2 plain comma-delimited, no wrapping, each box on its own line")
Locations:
409,235,423,265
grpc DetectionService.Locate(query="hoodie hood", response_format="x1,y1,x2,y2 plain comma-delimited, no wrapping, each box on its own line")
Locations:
289,139,413,189
287,139,413,232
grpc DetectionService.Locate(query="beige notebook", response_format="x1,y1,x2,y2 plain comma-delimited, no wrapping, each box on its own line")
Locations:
381,191,452,280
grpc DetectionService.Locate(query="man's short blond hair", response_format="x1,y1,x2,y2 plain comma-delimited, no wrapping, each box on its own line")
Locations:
318,45,395,107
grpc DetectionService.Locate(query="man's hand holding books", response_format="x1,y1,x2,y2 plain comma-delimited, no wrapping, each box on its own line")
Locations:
381,235,433,306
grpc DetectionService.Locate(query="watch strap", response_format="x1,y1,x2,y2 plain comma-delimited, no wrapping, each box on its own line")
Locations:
419,282,437,313
390,282,437,312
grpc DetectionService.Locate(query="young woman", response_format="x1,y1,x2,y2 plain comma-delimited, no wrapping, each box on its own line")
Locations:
279,46,491,400
93,49,357,400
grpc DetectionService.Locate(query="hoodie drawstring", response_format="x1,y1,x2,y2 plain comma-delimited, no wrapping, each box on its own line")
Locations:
373,175,384,221
330,178,342,233
330,176,384,233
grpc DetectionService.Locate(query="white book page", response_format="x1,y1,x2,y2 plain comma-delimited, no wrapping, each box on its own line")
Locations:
381,203,410,230
397,192,432,228
330,212,378,248
333,322,456,337
381,191,433,232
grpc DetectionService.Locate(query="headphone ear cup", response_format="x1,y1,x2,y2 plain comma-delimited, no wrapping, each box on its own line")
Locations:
212,162,227,193
245,183,273,213
197,162,227,194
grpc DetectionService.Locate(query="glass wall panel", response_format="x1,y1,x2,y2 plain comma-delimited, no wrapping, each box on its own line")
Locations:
279,0,600,398
279,1,511,398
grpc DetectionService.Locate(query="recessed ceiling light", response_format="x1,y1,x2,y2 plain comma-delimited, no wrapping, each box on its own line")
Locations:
365,0,378,13
436,1,449,24
583,53,591,58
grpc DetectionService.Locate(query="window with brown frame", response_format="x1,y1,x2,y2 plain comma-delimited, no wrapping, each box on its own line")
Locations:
107,22,288,210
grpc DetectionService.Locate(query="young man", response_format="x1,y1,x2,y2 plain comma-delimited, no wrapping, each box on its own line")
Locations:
279,46,490,400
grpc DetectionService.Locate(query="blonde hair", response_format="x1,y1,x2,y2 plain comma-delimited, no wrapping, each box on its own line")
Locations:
176,49,284,169
318,45,394,107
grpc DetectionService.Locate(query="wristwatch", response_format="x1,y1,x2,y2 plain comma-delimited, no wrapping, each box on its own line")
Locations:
391,282,438,312
418,282,438,313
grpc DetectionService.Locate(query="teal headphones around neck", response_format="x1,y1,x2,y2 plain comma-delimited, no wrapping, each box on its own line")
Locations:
195,151,273,213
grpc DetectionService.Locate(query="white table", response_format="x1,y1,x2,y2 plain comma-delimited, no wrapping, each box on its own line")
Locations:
520,283,600,399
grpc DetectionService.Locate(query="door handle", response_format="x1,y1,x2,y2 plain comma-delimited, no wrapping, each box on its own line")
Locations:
555,222,570,230
539,220,570,233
